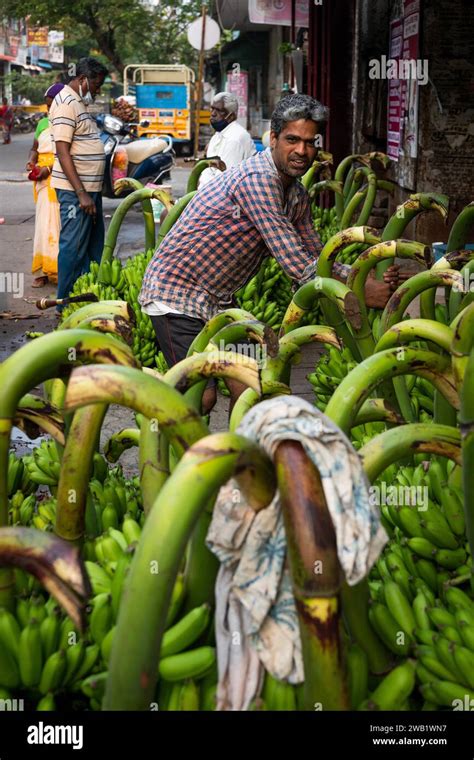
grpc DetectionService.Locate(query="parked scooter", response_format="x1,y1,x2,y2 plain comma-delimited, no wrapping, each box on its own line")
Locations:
95,113,175,198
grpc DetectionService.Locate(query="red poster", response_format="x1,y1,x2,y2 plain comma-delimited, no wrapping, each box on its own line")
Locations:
387,18,403,161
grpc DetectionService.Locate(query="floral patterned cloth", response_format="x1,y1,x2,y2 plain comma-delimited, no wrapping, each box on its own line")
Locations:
206,396,388,710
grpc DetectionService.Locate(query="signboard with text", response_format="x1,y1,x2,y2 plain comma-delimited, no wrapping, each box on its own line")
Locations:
249,0,309,27
27,26,49,47
225,69,248,129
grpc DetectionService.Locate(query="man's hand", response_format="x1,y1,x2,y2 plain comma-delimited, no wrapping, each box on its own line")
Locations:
364,265,400,308
78,191,96,216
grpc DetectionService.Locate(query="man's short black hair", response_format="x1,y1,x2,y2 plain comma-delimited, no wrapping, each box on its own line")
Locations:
271,94,329,136
75,57,108,81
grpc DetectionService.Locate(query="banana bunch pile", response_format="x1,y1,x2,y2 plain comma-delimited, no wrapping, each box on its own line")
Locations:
62,252,159,367
0,573,101,711
84,561,218,710
22,439,61,489
311,205,339,246
307,345,357,411
7,452,35,499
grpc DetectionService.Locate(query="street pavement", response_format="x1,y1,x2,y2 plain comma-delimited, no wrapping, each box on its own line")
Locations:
0,132,320,466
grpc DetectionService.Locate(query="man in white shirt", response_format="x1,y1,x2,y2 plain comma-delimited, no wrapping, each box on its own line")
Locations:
199,92,256,186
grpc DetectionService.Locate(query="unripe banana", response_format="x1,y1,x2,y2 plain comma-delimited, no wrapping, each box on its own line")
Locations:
434,547,467,570
101,535,124,562
412,593,432,630
90,594,113,646
417,645,458,682
39,649,67,695
347,644,369,709
427,606,456,630
165,573,186,628
122,515,142,545
107,527,128,553
368,602,411,655
63,640,86,685
59,617,79,651
384,581,416,636
85,561,112,595
40,611,61,660
452,645,474,688
445,587,474,613
0,641,20,689
160,604,211,659
80,671,108,701
430,679,474,707
19,618,43,687
36,693,56,710
16,596,30,628
72,644,100,683
111,552,132,619
101,503,119,531
0,608,21,660
159,646,216,682
100,625,116,665
367,661,416,711
177,678,200,710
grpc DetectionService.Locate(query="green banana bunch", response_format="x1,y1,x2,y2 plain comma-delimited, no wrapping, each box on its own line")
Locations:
308,346,357,411
361,660,416,710
262,672,297,710
23,439,61,487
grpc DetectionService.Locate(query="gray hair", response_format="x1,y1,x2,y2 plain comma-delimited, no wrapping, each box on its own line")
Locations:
271,94,329,136
212,91,239,115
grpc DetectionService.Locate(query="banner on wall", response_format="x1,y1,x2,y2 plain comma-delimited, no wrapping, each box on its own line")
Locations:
248,0,309,27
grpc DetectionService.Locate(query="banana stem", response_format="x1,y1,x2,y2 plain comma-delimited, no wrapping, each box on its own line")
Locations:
340,188,367,230
355,172,378,226
113,177,159,252
188,309,255,354
139,419,168,515
104,433,276,710
100,188,163,272
63,365,209,458
376,193,448,279
15,394,65,446
0,331,138,529
325,347,458,434
59,301,135,330
186,160,217,192
451,302,474,390
446,201,474,252
353,398,404,427
460,347,474,564
374,319,454,354
163,350,261,396
55,404,108,542
156,191,196,246
420,250,474,322
359,423,461,482
274,440,350,710
381,269,465,334
316,227,380,279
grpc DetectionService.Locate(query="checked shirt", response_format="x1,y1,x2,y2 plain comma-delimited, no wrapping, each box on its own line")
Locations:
140,147,338,322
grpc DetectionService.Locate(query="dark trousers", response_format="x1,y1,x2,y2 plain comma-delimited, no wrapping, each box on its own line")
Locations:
56,190,104,307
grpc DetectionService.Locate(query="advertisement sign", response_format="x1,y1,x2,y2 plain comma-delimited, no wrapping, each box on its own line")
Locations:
27,26,49,47
249,0,309,27
386,0,420,161
225,69,248,129
387,17,403,161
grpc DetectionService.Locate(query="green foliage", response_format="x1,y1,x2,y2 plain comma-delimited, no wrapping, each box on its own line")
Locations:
3,71,57,104
0,0,203,74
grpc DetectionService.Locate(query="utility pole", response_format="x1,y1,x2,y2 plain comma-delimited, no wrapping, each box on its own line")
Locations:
193,3,207,158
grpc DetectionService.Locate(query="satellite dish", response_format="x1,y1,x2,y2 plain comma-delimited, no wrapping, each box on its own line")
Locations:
187,16,221,51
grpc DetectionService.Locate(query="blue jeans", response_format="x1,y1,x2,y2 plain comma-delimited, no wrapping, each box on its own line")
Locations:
56,190,104,307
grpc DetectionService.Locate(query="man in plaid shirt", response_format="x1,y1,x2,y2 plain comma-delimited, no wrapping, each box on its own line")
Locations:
140,94,399,413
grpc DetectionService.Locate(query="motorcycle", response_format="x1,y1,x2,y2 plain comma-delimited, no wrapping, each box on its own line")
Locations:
95,113,175,198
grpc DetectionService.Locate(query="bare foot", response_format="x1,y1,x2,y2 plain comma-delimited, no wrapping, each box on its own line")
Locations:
32,276,49,288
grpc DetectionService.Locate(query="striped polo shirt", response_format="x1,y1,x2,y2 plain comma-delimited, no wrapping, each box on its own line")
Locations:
49,84,105,192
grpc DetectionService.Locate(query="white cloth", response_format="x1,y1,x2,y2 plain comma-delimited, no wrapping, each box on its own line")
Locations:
141,300,183,316
206,396,388,711
199,121,256,187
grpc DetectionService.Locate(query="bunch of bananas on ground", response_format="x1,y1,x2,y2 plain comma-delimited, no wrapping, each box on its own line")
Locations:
21,439,61,489
0,577,101,710
307,345,357,410
311,205,339,246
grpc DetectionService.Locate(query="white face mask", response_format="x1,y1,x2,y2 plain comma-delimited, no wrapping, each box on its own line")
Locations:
79,78,94,105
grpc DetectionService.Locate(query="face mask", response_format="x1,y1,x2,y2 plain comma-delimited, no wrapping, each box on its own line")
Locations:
79,78,94,106
210,117,229,132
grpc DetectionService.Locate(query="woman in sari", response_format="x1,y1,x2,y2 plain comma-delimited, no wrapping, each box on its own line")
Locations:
0,97,14,144
26,83,64,287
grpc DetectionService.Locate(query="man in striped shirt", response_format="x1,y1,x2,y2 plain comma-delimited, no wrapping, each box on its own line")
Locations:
140,94,399,412
49,57,108,311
